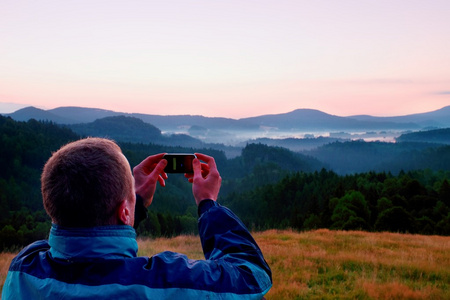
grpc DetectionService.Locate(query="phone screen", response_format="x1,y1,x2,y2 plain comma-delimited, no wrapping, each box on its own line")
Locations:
163,154,196,173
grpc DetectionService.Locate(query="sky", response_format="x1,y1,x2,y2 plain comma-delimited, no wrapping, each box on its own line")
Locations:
1,0,449,118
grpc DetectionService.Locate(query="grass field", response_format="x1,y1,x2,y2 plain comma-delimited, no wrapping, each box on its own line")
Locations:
2,229,449,299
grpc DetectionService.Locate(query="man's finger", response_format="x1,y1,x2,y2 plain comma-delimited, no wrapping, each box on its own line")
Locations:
192,158,203,179
157,175,166,187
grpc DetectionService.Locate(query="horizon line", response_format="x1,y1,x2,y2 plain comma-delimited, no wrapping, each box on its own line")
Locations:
2,103,449,120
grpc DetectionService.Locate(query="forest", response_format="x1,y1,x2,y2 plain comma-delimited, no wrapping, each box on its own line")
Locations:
1,115,450,251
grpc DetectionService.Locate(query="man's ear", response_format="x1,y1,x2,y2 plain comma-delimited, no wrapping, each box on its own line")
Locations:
117,200,132,226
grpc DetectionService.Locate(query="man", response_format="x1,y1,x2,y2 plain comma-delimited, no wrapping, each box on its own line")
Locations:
2,138,272,299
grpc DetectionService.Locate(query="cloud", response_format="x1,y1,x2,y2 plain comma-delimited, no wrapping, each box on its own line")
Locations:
434,91,450,95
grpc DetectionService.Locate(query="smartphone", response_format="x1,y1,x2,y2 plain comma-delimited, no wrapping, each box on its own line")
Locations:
163,153,196,173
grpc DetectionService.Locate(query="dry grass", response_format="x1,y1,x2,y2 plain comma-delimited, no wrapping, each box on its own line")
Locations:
137,235,205,260
257,229,450,299
1,230,449,299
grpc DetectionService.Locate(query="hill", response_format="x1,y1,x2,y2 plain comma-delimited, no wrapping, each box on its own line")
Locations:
69,115,162,143
305,140,450,174
67,115,238,151
245,136,346,151
0,115,80,213
395,128,450,144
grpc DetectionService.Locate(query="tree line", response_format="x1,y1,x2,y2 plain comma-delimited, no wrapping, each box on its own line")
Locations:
221,168,450,235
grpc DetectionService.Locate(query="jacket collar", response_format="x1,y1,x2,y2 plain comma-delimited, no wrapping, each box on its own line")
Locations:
49,224,138,261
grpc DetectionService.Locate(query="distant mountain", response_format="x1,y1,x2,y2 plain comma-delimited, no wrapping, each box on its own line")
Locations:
350,106,450,128
6,106,73,123
240,108,419,130
50,107,121,123
5,106,122,124
6,106,256,131
132,113,257,131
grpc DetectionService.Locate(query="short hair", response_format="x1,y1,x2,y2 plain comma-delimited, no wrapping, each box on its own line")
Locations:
41,138,134,227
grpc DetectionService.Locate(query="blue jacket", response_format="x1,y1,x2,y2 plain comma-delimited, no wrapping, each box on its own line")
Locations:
2,200,272,299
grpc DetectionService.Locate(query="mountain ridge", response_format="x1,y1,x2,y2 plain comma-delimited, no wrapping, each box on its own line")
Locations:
5,105,449,128
349,106,450,127
239,108,423,130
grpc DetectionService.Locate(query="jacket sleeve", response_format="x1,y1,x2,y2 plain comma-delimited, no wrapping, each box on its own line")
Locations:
196,199,272,296
140,200,272,298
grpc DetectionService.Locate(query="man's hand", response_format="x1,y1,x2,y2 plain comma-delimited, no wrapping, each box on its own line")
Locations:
133,153,168,207
188,153,222,206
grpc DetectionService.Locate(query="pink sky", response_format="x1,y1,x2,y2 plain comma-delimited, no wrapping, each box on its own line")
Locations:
1,0,449,118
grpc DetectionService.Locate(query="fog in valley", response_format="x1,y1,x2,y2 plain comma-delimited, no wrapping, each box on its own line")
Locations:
169,127,402,147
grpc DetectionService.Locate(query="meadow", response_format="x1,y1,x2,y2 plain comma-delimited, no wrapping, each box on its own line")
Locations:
1,229,449,299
